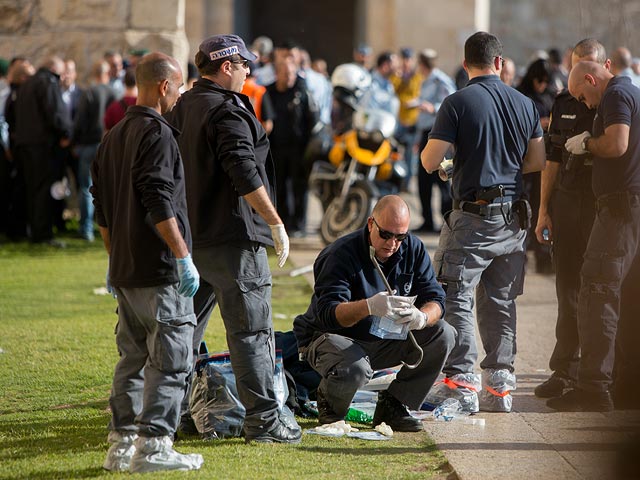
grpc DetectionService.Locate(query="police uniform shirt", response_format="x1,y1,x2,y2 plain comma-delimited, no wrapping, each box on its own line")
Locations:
429,75,543,201
591,76,640,196
547,91,596,190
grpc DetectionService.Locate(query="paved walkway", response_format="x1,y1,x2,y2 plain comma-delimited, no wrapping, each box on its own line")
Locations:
287,193,640,480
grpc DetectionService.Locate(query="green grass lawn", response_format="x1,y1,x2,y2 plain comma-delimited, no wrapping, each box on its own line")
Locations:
0,236,452,479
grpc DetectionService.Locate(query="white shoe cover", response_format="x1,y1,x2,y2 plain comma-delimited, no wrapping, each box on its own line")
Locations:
424,373,481,413
479,369,516,412
103,431,138,472
129,435,204,473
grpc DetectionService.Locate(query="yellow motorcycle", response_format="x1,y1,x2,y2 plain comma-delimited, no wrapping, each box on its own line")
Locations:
309,108,406,245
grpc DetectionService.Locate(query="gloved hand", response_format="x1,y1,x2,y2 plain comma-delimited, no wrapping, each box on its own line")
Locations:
366,292,413,318
269,224,290,268
105,266,116,298
564,131,591,155
176,254,200,297
395,306,428,330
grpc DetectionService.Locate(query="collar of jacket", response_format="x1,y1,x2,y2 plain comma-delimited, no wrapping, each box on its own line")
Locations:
126,105,181,137
193,77,257,115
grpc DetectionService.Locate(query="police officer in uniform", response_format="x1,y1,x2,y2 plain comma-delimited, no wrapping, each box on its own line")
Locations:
534,39,609,399
548,60,640,412
421,32,546,413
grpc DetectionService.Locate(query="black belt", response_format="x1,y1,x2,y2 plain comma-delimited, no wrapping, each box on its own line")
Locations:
453,199,512,217
596,191,640,211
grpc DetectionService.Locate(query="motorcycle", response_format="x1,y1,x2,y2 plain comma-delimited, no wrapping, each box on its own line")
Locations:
308,65,407,245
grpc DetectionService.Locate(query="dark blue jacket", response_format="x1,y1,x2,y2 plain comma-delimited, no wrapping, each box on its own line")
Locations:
293,227,445,349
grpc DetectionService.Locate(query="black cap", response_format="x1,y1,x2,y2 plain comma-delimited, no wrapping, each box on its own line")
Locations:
199,34,257,62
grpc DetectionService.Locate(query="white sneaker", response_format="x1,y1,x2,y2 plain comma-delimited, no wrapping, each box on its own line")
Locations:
479,369,516,412
129,435,204,473
103,431,138,472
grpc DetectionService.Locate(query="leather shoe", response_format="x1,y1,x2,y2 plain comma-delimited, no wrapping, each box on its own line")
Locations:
534,375,574,398
245,419,302,444
547,388,613,412
372,390,422,432
317,389,344,424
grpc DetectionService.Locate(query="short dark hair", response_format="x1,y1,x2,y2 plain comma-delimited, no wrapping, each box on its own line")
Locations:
195,50,244,76
123,67,136,88
376,51,393,68
464,31,502,69
573,38,607,64
135,52,177,86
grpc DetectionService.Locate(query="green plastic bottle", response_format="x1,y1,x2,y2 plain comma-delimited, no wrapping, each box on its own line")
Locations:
345,407,373,424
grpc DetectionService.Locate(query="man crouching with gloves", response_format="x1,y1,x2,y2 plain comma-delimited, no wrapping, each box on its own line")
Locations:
294,195,455,431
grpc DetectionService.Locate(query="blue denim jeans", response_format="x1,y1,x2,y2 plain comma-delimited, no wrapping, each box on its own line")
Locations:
75,143,99,240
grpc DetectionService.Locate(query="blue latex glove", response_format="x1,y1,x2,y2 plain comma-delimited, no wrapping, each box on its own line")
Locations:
176,254,200,297
106,266,116,298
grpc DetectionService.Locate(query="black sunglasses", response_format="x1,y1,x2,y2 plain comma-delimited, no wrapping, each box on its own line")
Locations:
231,59,250,69
372,217,408,242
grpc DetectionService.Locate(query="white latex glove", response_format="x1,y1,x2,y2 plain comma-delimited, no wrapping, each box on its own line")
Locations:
366,292,413,318
269,224,289,268
564,131,591,155
395,306,428,330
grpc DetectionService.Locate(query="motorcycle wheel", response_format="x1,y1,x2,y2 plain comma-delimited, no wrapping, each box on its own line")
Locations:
319,180,378,245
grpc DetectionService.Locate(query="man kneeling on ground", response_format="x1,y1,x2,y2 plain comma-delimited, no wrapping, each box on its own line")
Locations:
293,195,455,431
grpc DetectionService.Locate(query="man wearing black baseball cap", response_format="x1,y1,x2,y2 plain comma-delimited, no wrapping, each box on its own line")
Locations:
165,35,300,444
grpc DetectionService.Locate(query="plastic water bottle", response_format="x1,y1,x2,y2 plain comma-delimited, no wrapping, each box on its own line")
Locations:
432,398,469,422
431,398,485,426
542,228,550,241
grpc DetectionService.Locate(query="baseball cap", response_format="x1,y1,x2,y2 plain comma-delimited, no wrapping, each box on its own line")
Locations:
400,47,414,59
355,43,372,55
199,34,257,62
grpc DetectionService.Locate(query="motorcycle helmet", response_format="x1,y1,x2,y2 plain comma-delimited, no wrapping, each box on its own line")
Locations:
331,63,372,110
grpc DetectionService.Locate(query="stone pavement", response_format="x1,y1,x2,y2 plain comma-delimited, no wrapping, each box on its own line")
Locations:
286,193,640,480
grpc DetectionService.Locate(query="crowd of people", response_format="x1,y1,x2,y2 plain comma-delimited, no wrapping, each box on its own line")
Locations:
2,28,639,473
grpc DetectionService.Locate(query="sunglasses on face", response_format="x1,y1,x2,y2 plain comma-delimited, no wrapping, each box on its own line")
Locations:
372,217,408,242
231,59,250,69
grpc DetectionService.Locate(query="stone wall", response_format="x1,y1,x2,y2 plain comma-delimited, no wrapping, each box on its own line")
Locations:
0,0,189,85
491,0,640,72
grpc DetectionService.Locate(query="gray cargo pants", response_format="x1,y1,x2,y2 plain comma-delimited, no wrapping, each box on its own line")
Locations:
433,208,526,375
192,241,279,436
109,284,196,437
305,321,456,414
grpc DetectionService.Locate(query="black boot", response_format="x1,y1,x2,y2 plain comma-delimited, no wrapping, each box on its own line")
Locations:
534,375,574,398
372,390,422,432
546,388,613,412
316,389,344,424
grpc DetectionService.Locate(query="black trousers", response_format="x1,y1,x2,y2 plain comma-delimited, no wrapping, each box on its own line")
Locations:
417,129,451,231
15,144,54,242
548,187,595,380
577,194,640,394
271,144,308,233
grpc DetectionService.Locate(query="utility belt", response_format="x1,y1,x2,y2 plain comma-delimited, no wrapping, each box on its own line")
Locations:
596,191,640,221
453,184,531,229
564,153,593,171
453,199,512,216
